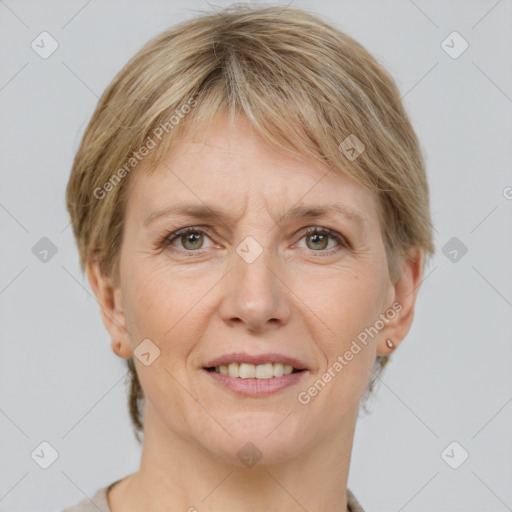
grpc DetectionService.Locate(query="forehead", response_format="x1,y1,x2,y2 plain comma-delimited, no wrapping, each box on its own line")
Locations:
126,113,378,228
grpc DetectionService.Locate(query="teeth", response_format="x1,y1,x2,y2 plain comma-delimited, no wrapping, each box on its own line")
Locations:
228,362,239,378
273,363,284,377
255,363,273,379
213,362,300,379
283,365,293,375
239,363,256,379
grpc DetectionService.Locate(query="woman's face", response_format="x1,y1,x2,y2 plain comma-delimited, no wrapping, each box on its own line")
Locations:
98,113,416,465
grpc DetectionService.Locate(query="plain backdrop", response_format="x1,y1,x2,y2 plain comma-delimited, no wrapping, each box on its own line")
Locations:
1,1,511,511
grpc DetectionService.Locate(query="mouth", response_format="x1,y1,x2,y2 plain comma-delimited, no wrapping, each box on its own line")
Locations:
202,353,309,396
203,352,308,378
204,362,305,379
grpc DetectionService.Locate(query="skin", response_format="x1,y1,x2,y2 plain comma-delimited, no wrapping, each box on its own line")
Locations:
87,112,423,512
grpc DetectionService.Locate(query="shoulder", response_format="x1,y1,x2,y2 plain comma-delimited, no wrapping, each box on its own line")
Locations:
61,482,364,512
60,486,111,512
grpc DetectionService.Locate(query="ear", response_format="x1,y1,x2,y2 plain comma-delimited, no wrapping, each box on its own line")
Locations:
86,255,132,359
376,248,425,355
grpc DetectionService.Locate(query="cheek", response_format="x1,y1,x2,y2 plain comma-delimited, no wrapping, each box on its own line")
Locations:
122,261,184,332
299,275,382,414
304,269,386,348
313,270,387,403
121,263,212,362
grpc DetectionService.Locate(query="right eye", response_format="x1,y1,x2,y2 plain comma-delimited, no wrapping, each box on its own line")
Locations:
161,227,215,253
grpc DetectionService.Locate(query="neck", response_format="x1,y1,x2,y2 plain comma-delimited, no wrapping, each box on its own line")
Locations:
109,403,357,512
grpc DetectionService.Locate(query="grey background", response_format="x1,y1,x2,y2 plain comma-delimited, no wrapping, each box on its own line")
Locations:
1,0,511,510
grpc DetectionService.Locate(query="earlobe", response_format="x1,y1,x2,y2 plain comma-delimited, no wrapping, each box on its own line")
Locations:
376,248,424,355
86,255,132,359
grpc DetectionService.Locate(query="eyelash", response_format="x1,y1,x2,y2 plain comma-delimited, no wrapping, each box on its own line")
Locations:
160,226,350,257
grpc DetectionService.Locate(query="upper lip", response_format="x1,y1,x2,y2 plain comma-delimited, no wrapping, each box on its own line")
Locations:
204,352,309,370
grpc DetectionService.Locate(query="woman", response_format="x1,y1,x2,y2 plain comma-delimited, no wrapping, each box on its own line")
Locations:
62,4,434,511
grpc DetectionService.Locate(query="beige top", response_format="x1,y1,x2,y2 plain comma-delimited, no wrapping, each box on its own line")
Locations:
61,480,366,511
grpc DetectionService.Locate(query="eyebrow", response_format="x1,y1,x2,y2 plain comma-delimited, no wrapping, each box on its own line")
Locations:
143,202,368,231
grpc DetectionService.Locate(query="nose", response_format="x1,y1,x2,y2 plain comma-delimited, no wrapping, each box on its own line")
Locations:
218,244,291,333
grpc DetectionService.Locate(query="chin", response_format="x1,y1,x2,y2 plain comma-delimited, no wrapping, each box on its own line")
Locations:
199,413,313,467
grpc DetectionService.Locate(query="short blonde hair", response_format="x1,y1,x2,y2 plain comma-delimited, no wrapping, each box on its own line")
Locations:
66,4,435,441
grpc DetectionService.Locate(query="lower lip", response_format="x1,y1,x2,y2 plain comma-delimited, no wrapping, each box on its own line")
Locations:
203,369,308,397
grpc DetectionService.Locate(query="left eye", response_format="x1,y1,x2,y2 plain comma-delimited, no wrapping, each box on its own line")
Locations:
298,228,347,252
161,227,348,254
